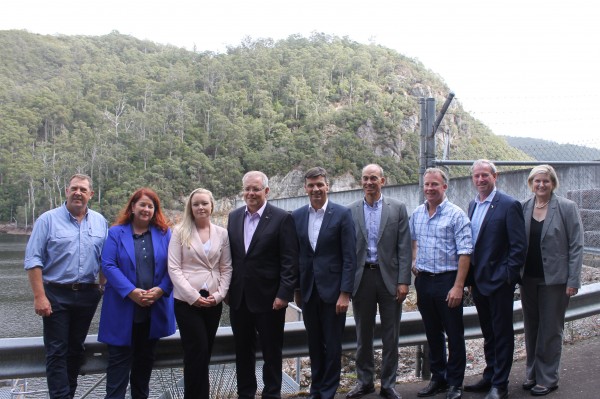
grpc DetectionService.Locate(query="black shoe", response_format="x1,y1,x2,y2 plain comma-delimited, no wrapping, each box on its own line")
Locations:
379,387,401,399
417,380,449,397
446,386,462,399
464,379,492,392
530,385,558,396
346,384,376,399
522,379,536,390
483,387,508,399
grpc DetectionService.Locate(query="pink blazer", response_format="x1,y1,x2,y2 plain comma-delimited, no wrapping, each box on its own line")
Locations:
168,223,232,305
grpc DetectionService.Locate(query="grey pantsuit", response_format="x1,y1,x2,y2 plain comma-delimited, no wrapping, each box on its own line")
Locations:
521,277,569,387
521,193,583,388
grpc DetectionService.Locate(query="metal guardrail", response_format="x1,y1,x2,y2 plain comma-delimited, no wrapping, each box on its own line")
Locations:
1,282,599,380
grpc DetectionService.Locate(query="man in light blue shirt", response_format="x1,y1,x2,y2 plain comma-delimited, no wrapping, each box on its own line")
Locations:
347,164,411,399
410,168,472,399
24,174,108,399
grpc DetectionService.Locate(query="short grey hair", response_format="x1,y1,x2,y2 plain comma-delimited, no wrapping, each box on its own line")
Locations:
242,171,269,188
471,159,497,174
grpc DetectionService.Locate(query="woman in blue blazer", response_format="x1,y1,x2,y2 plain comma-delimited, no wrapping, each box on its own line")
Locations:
521,165,583,396
98,188,176,399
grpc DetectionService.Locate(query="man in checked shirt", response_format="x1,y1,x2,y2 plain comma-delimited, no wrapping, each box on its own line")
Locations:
410,168,473,399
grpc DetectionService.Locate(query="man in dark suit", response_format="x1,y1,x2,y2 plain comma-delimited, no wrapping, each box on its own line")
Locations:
292,167,357,399
347,164,411,399
465,160,527,399
227,171,299,399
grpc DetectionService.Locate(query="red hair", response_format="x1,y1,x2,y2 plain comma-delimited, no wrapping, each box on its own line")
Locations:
113,187,170,232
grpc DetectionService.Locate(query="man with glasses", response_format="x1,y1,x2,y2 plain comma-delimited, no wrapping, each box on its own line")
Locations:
227,171,299,399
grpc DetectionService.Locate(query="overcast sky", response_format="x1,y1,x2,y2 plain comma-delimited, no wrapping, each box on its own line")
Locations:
2,0,599,147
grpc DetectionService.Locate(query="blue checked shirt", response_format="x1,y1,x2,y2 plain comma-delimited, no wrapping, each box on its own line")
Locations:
410,198,473,273
24,203,108,283
363,196,383,263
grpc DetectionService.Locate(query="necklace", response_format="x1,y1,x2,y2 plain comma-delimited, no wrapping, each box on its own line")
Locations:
535,200,549,209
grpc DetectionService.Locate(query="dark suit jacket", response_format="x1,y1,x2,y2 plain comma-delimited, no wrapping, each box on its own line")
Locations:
227,202,299,312
468,190,527,296
292,201,357,304
522,193,583,288
98,224,175,346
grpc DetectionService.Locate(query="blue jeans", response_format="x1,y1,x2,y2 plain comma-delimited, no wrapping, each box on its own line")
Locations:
105,321,158,399
43,284,101,399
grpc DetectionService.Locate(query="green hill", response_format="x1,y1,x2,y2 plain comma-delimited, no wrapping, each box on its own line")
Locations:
0,30,527,223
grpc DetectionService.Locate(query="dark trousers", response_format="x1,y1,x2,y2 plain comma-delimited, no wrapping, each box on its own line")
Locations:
472,283,516,389
105,320,158,399
43,284,101,399
415,272,466,386
302,291,347,399
175,300,223,399
230,298,286,399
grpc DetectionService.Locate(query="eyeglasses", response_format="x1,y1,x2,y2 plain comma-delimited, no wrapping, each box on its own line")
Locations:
243,187,265,193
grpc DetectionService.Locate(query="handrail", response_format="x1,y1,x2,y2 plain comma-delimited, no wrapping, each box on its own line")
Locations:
1,282,599,380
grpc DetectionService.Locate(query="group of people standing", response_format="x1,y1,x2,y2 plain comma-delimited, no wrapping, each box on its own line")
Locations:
408,161,583,399
23,158,582,399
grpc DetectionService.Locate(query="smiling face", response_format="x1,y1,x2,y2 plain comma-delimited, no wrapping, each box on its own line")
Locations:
305,175,329,210
131,195,155,227
65,177,94,217
243,173,269,213
191,192,213,221
531,173,554,198
361,164,385,201
472,163,497,200
423,171,447,207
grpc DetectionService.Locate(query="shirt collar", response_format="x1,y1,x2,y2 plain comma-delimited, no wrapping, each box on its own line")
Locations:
475,188,497,204
309,199,328,213
245,201,267,217
363,195,383,209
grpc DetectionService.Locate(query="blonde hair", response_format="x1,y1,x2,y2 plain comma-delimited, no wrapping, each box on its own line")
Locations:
527,164,559,192
175,188,215,247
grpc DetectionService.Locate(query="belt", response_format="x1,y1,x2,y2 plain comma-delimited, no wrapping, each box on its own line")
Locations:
418,270,457,277
364,262,379,269
45,282,100,291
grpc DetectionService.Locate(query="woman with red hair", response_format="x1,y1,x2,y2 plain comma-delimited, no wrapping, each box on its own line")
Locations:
98,188,176,399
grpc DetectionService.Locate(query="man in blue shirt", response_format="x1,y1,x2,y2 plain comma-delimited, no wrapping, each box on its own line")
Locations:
24,174,108,399
347,164,411,399
410,168,472,399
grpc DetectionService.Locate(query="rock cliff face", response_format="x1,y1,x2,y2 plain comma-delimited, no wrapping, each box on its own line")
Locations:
268,171,361,199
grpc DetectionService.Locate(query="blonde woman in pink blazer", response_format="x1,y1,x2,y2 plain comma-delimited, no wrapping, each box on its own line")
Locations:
168,188,232,399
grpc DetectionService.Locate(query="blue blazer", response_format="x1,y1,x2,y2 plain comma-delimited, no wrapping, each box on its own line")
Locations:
292,201,357,304
467,190,527,295
98,223,175,346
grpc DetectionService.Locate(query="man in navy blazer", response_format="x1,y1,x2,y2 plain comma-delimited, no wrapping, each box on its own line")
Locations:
292,167,357,399
227,171,299,399
465,160,527,399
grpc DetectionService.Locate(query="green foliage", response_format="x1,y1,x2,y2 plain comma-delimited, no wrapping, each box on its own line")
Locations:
0,30,524,224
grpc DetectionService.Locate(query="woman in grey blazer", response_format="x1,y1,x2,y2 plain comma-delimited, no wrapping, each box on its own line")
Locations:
520,165,583,396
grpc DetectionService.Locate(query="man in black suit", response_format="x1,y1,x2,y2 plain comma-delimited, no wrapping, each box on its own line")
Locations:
465,160,527,399
227,171,299,399
292,167,357,399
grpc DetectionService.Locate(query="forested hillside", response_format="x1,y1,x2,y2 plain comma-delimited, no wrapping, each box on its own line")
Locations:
0,30,525,224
